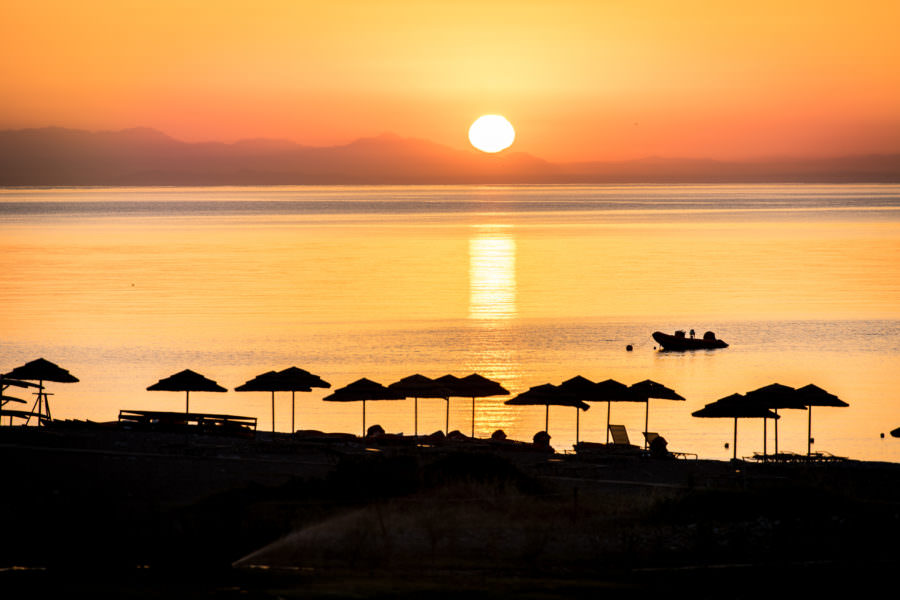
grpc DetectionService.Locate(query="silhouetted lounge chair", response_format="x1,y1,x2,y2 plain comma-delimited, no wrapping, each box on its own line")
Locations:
575,425,643,455
608,424,633,445
643,431,697,459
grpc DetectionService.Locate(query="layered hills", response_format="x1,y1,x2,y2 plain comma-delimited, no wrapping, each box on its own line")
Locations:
1,126,898,185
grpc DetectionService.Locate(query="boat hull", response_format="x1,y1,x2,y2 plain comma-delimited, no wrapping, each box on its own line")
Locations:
652,331,728,351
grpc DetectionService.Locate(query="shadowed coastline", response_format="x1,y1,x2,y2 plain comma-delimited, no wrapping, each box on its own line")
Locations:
2,424,899,597
2,127,899,185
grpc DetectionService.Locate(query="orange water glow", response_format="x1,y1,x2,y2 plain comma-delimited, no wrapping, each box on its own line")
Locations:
2,186,900,460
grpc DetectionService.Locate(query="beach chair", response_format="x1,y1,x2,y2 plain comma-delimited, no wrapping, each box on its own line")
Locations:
608,424,631,445
642,431,697,460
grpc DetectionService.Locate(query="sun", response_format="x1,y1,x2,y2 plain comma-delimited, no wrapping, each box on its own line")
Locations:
468,115,515,153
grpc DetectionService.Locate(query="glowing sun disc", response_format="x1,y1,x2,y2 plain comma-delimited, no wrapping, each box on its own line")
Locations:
469,115,515,153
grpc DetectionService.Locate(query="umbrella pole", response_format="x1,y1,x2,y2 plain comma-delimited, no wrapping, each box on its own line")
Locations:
644,401,649,449
808,406,813,456
415,397,418,438
774,409,779,455
272,391,276,434
545,404,549,433
362,399,366,438
763,418,768,460
185,390,190,417
606,402,611,443
471,397,475,438
733,417,738,460
292,390,296,434
445,398,449,434
576,407,580,444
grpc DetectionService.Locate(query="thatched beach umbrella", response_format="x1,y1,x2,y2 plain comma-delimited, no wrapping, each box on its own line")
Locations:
435,373,509,438
593,378,635,443
745,383,806,456
387,374,451,438
147,369,226,416
277,366,331,433
795,384,848,456
505,383,589,438
693,393,780,460
558,376,599,444
434,374,465,434
323,378,404,437
558,376,636,443
628,379,685,448
236,371,298,434
4,358,79,425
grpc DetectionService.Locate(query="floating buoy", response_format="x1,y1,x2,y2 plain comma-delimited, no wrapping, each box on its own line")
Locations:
626,345,633,352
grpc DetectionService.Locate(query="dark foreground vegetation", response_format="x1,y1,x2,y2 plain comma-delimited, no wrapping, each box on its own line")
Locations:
2,425,899,598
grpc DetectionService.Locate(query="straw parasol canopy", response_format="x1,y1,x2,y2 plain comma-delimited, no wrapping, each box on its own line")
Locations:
276,366,331,433
435,373,509,438
628,379,685,448
693,393,780,460
3,358,79,425
505,383,589,438
323,378,404,437
591,378,635,442
236,371,297,434
745,382,806,456
387,374,451,437
795,384,848,455
236,367,331,434
558,376,603,444
147,369,227,415
434,374,465,435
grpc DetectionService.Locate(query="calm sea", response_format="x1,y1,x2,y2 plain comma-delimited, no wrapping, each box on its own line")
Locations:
2,184,899,461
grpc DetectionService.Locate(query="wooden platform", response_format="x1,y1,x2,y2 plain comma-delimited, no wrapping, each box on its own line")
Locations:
118,409,257,436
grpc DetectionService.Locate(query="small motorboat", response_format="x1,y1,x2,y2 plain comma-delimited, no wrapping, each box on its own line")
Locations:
652,330,728,351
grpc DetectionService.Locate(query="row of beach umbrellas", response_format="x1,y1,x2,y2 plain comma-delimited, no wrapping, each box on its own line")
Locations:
694,383,849,459
147,369,510,437
1,358,850,457
504,376,685,447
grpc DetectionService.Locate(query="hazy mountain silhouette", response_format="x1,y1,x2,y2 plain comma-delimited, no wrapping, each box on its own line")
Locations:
0,127,897,185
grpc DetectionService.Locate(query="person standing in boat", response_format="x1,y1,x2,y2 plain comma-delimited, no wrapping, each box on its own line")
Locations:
690,329,695,339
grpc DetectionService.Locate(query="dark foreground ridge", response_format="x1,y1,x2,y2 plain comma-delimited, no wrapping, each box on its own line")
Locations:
2,424,899,598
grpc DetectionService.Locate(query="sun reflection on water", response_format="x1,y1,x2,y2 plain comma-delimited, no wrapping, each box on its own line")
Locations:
469,227,517,321
466,226,526,437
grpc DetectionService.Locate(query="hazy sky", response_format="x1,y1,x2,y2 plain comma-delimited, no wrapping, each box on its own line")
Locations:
2,1,899,161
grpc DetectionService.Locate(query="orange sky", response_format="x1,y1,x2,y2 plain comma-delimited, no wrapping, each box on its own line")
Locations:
2,1,899,161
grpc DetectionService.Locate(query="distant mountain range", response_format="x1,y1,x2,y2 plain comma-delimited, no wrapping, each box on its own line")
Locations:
1,127,898,185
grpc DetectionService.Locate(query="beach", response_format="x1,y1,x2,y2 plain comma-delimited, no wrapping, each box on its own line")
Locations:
3,423,899,597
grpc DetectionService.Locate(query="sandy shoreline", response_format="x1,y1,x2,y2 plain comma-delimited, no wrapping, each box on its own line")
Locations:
2,424,899,597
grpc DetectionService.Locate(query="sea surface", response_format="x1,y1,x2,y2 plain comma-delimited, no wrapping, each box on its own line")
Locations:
2,184,899,461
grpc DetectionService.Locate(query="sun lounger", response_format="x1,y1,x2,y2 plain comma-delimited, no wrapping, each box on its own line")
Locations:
608,424,632,446
642,431,697,460
573,425,642,457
